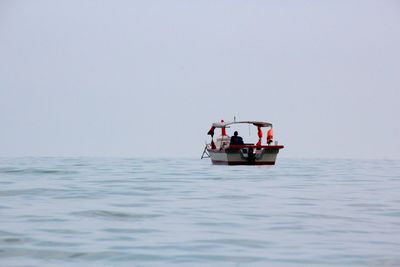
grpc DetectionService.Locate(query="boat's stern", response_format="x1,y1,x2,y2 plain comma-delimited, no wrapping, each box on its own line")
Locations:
207,145,284,165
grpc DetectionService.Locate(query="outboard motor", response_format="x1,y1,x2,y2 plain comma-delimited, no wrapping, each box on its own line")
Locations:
240,148,248,159
247,148,255,164
240,148,255,164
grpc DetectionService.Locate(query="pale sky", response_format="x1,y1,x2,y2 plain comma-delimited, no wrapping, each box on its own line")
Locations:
1,0,399,159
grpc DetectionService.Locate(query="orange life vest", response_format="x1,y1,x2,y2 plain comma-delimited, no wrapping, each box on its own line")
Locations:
267,128,274,142
257,127,263,138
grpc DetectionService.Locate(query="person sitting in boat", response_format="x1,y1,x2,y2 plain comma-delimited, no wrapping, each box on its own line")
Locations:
230,131,244,145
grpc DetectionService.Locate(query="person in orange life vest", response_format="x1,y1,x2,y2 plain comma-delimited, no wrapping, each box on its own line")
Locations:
267,128,274,145
230,131,244,145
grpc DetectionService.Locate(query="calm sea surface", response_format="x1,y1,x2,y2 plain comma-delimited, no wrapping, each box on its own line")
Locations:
0,157,399,266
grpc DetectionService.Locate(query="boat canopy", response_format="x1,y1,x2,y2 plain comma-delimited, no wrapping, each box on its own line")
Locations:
212,121,272,128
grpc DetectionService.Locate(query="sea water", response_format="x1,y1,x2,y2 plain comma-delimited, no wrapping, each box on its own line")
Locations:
0,157,399,267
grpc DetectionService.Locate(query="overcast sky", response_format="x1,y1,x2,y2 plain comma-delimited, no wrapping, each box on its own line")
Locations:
1,0,399,159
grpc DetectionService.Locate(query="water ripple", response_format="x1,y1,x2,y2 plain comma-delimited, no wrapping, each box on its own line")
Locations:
70,210,162,220
0,157,399,266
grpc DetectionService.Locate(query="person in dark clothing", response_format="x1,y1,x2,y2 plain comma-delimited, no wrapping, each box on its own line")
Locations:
230,131,244,145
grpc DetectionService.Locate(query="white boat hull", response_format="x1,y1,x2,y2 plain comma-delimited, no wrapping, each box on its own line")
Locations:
207,145,283,165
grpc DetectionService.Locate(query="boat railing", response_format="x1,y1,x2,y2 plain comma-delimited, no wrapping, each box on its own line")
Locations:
228,144,284,149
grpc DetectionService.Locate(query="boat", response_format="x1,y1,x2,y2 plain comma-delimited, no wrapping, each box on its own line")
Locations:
201,120,284,165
